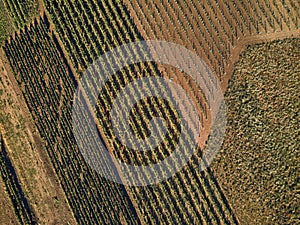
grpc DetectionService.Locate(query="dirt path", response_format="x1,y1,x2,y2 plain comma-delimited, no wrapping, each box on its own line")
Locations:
1,0,299,224
222,29,300,93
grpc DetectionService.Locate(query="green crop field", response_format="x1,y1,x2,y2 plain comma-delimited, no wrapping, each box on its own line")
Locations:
0,0,299,224
0,0,39,43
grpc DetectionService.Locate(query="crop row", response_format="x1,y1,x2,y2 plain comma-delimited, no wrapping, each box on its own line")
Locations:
128,0,299,82
43,0,239,224
3,18,140,225
125,0,297,223
44,0,206,171
1,0,38,29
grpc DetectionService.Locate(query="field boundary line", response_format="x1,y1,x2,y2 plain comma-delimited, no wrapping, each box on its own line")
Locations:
39,5,147,223
222,29,300,92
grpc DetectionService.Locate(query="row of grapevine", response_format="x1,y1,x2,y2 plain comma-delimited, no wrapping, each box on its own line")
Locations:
126,0,299,84
42,0,239,224
113,2,238,222
123,0,298,223
1,0,39,29
0,134,37,225
3,17,141,225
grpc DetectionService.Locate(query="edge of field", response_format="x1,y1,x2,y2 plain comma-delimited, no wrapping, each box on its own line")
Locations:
122,1,299,223
0,0,299,224
222,29,300,92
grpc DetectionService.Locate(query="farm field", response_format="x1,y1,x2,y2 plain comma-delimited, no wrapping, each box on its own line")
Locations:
0,51,75,224
213,37,300,225
0,0,41,43
3,18,141,224
0,135,37,224
124,0,299,90
0,0,299,224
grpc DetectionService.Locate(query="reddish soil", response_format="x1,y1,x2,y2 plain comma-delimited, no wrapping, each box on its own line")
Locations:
123,0,300,149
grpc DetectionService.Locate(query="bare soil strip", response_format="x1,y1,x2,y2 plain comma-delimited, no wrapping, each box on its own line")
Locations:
1,0,299,224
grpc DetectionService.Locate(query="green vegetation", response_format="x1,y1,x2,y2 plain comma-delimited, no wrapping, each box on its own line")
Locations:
1,0,39,29
0,1,11,44
3,17,140,224
42,0,239,224
0,0,39,45
212,38,300,225
1,0,298,224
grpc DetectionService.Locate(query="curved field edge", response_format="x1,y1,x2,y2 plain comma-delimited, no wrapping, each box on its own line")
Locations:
211,37,299,225
1,0,298,224
37,0,299,224
123,1,299,223
123,0,300,94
